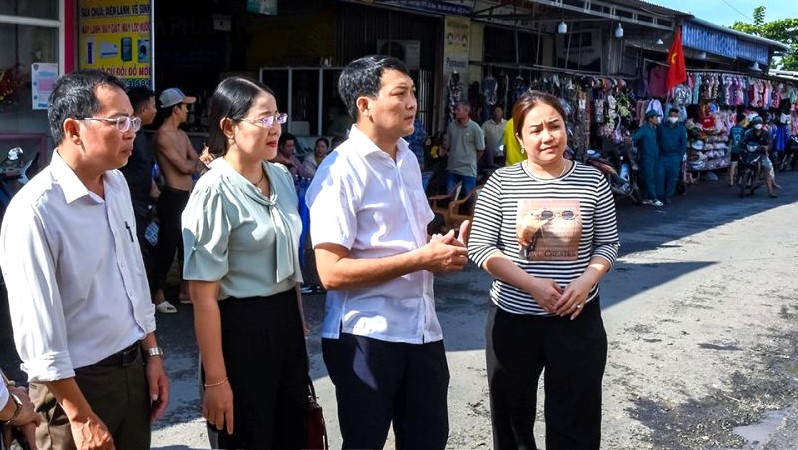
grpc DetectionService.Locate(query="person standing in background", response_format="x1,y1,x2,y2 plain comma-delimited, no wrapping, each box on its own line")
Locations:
503,118,524,166
445,101,485,195
656,107,687,205
482,104,506,169
151,87,201,312
120,87,159,260
633,109,662,206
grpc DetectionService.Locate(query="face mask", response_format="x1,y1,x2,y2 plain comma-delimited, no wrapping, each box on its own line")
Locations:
668,117,678,124
754,124,763,130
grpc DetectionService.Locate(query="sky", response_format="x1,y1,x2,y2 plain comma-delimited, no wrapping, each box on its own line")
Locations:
647,0,795,27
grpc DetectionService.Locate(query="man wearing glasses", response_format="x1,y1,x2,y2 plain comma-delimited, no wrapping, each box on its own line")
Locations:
151,87,201,313
0,69,170,450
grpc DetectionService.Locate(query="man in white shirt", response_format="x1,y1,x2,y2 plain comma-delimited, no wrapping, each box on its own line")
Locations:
306,55,469,450
0,70,169,450
481,104,507,168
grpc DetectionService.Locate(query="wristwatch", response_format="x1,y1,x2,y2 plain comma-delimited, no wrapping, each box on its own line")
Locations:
145,347,164,358
6,392,23,423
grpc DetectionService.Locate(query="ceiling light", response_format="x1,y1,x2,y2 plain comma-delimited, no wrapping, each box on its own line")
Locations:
558,21,568,34
614,23,624,39
751,61,761,71
698,51,707,59
656,38,664,45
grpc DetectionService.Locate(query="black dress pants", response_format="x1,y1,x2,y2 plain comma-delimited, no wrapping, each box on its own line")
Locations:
322,333,450,450
486,299,607,450
206,289,309,450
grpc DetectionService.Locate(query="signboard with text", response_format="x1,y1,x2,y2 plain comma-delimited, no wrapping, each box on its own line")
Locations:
443,15,470,84
31,63,59,110
78,0,152,88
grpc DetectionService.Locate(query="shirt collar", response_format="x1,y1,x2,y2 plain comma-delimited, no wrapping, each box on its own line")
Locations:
347,125,412,160
50,150,100,204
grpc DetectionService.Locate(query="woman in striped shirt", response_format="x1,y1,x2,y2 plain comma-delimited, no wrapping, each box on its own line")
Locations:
468,91,620,450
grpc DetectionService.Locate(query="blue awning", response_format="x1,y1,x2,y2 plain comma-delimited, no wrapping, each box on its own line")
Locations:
681,20,782,65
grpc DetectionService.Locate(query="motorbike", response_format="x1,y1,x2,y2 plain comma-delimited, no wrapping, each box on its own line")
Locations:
736,143,766,198
584,142,642,204
0,146,40,220
778,135,798,172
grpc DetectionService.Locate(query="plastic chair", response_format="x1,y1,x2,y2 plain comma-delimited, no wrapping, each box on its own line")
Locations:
446,186,481,230
427,181,462,232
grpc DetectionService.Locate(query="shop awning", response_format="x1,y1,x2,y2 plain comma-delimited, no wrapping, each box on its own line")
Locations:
682,18,789,65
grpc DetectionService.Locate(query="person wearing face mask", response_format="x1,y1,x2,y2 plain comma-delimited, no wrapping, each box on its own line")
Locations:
632,109,662,206
742,115,779,197
656,108,687,205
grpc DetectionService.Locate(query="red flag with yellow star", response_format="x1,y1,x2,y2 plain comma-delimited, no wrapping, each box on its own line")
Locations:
666,26,687,91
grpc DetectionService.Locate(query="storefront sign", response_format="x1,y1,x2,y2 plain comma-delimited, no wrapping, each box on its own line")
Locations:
443,15,470,83
379,1,471,17
246,0,277,15
31,63,59,110
78,0,152,88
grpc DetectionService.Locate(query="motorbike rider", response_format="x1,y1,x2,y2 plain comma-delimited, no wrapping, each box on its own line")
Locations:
656,108,687,205
632,109,662,206
742,115,779,198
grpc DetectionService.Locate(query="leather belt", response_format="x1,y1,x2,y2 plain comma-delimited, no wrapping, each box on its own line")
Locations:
93,343,141,367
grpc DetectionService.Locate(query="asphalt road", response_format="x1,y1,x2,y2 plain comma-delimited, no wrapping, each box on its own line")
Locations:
2,168,798,449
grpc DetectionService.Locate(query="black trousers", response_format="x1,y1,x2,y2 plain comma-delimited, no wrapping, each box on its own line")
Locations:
486,299,607,450
150,186,189,295
322,333,450,450
206,289,309,450
29,344,150,450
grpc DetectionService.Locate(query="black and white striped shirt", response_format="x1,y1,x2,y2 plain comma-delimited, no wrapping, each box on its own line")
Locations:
468,161,620,315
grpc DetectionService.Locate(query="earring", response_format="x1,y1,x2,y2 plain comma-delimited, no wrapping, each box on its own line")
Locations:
520,147,526,154
228,137,235,145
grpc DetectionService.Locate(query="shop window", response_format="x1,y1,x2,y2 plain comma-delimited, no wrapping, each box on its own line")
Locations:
0,23,58,131
0,0,58,20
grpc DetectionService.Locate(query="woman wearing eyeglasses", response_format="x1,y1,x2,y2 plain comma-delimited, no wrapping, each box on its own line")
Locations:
468,91,619,450
181,77,308,450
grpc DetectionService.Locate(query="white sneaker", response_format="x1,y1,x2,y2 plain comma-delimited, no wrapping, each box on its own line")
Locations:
641,199,654,205
652,200,664,207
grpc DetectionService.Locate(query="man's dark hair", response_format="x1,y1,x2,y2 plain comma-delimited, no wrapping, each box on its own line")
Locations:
669,107,679,115
279,132,296,148
127,86,155,113
48,69,127,144
206,76,275,156
337,55,410,121
736,113,746,124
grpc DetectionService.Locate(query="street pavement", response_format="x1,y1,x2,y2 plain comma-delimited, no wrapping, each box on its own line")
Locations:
2,168,798,449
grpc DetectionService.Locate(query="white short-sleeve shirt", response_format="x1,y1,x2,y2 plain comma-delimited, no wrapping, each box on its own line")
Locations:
306,126,440,344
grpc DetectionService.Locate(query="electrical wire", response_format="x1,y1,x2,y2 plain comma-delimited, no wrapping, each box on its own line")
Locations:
719,0,752,22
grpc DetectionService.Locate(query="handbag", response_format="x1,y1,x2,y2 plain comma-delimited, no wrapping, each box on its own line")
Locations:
306,375,329,450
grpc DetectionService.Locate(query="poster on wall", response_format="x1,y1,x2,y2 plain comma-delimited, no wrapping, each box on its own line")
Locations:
78,0,152,88
31,63,59,110
443,15,470,84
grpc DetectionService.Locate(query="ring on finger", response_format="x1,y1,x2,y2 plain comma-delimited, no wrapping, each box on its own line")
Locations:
576,304,582,309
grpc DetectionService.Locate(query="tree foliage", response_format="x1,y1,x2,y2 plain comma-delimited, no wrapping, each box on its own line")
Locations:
730,6,798,70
